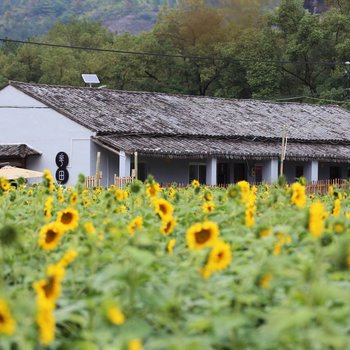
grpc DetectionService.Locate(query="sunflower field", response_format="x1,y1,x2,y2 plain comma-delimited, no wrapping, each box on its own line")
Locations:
1,172,350,350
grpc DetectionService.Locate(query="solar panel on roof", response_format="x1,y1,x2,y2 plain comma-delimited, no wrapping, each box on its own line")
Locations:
81,74,100,85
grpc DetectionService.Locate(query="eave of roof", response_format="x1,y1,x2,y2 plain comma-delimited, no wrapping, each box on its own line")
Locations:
94,135,350,163
0,144,42,158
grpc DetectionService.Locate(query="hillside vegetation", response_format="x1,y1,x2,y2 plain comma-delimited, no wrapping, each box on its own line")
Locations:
0,0,172,37
0,0,280,38
0,0,349,106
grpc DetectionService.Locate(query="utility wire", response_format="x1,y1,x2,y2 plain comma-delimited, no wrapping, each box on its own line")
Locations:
0,96,349,109
0,37,341,66
273,95,350,104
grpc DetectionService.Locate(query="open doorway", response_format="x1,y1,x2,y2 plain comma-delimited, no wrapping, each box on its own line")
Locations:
234,163,246,182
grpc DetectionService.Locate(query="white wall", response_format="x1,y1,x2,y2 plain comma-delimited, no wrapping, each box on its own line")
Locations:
143,157,192,184
262,159,279,183
0,85,93,185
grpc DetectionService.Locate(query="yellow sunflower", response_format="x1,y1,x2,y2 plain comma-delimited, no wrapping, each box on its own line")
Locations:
154,198,174,219
57,250,78,268
259,273,273,289
128,339,143,350
116,205,128,214
167,239,176,256
186,221,219,250
202,201,215,213
333,199,341,217
245,204,255,228
114,189,125,202
259,228,272,238
201,240,232,278
160,216,176,235
309,201,326,238
203,190,213,202
84,222,96,235
42,169,55,192
0,178,10,192
291,182,306,208
82,189,90,197
169,187,176,199
38,222,64,251
237,180,250,203
276,233,292,245
57,187,64,203
191,179,200,189
273,241,283,256
0,299,16,336
127,216,143,235
33,264,65,303
56,208,80,232
44,196,54,220
35,299,55,346
107,306,125,325
69,192,78,206
146,182,160,197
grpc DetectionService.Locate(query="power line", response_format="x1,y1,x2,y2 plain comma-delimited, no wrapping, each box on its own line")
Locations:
273,95,350,104
0,96,349,109
0,37,341,66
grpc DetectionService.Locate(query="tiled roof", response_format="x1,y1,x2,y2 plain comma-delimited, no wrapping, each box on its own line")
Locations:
9,81,350,142
0,144,41,158
94,135,350,163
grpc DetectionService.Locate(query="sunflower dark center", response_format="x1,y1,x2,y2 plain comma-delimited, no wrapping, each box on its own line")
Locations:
160,204,167,214
217,252,224,260
195,229,211,244
0,314,4,323
43,277,54,298
45,229,57,243
61,212,73,225
150,187,156,195
165,221,172,233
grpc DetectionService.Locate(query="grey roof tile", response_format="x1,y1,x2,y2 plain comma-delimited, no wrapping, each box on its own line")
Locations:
9,81,350,142
94,135,350,162
0,144,41,158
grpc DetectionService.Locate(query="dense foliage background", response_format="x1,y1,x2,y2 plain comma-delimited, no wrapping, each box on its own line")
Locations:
0,0,350,105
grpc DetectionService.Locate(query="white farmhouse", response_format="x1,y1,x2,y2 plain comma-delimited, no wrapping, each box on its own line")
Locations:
1,81,350,186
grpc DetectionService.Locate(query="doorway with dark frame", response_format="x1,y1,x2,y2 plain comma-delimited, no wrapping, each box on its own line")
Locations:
330,166,341,180
233,163,246,183
217,163,230,185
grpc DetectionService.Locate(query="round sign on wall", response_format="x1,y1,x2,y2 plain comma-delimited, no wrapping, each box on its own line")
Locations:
55,168,69,184
55,152,69,168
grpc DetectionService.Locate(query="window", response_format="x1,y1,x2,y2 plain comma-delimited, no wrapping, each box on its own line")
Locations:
131,162,148,182
189,164,206,184
217,163,230,185
233,163,246,183
295,166,304,179
330,166,340,180
254,165,263,183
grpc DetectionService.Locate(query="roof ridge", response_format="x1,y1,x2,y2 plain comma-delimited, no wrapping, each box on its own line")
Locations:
8,80,343,108
6,80,350,143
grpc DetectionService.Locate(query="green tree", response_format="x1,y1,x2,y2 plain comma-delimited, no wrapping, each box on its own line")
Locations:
149,0,232,95
263,0,338,96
